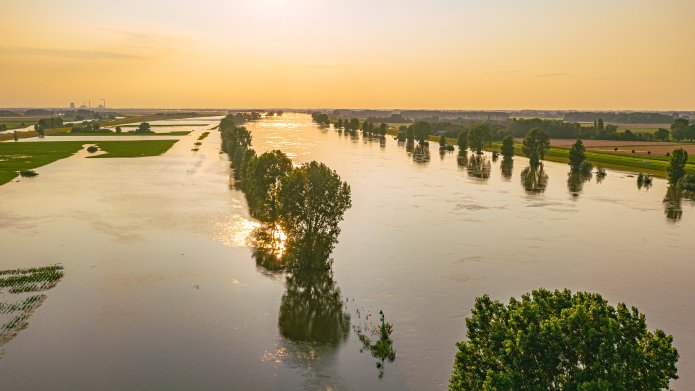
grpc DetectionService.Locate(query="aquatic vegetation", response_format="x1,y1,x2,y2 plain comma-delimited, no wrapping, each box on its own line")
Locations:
354,311,396,378
0,265,64,353
637,172,653,190
197,131,210,140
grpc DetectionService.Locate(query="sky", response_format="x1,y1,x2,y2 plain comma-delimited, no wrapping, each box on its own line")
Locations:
1,0,694,110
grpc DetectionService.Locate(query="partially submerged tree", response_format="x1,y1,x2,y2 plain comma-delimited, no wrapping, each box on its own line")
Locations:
501,135,514,159
467,124,491,155
522,127,550,167
667,148,688,184
568,138,586,170
457,130,468,151
450,289,679,390
277,161,352,270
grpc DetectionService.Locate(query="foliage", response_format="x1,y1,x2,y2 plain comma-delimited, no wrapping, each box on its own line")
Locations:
457,130,468,151
412,121,431,144
450,289,679,390
311,112,331,126
500,135,514,159
19,169,38,177
136,122,152,133
86,145,99,153
244,150,293,221
670,118,690,141
655,128,670,141
568,138,586,170
522,128,550,167
667,148,688,184
467,124,491,154
277,161,352,270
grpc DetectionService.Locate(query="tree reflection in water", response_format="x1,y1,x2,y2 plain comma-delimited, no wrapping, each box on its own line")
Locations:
567,169,592,196
500,157,513,181
250,222,395,378
521,164,548,194
249,222,287,272
456,151,468,169
412,144,430,164
467,154,491,179
663,186,683,222
279,268,350,344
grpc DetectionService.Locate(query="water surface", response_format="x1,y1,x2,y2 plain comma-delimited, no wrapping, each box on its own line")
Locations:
0,113,693,389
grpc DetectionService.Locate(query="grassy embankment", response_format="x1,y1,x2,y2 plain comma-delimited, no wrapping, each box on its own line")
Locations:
0,140,179,185
384,128,695,178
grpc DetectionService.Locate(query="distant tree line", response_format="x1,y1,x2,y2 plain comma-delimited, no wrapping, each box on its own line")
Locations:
563,111,676,124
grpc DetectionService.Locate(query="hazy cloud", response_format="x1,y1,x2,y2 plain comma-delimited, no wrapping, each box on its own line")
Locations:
535,72,568,78
0,46,146,60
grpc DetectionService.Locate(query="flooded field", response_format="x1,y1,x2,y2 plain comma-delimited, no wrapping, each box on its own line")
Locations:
0,113,694,389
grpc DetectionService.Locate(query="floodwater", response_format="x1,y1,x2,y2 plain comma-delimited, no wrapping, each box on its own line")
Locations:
0,113,694,389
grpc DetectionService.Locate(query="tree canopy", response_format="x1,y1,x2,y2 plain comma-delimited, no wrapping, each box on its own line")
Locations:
568,138,586,170
501,135,514,159
467,124,491,154
522,128,550,167
277,161,352,270
450,289,679,390
244,150,293,221
457,130,468,151
667,148,688,184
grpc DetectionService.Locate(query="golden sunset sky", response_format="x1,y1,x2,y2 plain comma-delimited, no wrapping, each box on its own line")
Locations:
1,0,694,110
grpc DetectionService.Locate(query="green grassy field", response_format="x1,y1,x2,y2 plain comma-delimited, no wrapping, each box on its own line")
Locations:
89,140,179,158
0,139,179,185
52,131,190,136
0,141,86,185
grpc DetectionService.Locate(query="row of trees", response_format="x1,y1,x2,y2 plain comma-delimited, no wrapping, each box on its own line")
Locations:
220,114,352,271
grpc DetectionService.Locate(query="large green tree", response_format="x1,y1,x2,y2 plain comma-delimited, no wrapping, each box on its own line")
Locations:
568,138,586,170
467,125,491,155
450,289,679,390
667,148,688,184
522,128,550,167
277,161,352,269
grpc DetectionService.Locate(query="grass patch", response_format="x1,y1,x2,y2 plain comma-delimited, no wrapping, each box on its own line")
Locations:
52,130,190,136
197,131,210,140
88,140,178,158
0,141,86,185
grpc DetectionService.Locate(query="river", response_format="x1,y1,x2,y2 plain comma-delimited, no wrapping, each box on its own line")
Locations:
0,113,693,389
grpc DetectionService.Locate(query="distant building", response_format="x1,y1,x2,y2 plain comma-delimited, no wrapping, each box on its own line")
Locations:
69,102,75,109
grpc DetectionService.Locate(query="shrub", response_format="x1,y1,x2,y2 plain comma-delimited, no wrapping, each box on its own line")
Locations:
87,146,98,153
19,169,38,177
